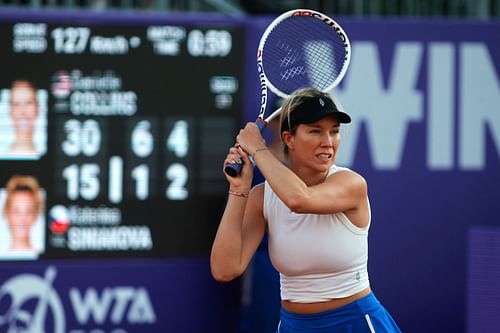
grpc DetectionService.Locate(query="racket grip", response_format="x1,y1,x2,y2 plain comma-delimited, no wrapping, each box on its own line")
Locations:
224,118,268,177
256,118,267,131
224,161,243,177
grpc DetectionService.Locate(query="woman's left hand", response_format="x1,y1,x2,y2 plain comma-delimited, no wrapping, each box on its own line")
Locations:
236,122,267,157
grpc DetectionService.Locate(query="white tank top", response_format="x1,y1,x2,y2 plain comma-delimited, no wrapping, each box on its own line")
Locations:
263,165,370,303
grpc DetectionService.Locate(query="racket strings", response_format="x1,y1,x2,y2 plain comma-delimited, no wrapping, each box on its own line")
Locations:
263,16,348,95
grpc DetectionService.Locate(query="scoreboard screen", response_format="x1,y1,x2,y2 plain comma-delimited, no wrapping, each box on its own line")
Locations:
0,17,244,260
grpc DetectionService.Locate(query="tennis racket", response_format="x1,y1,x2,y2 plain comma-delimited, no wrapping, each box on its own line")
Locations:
225,8,351,177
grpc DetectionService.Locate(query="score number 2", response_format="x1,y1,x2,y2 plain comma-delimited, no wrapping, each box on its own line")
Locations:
60,118,190,202
131,119,190,201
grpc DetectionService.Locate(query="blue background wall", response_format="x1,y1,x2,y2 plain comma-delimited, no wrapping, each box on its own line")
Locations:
239,16,500,333
0,11,499,333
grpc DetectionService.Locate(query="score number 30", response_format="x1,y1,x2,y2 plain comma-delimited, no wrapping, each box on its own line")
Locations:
61,119,190,202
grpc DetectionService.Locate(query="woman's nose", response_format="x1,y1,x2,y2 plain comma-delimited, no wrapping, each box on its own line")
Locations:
321,132,333,146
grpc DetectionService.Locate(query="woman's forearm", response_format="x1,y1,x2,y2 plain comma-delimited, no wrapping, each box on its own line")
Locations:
210,196,248,282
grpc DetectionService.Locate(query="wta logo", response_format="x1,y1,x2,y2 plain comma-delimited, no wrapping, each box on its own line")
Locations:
0,267,157,333
0,267,65,333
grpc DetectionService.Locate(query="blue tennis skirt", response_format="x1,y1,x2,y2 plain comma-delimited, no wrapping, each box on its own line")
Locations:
276,292,401,333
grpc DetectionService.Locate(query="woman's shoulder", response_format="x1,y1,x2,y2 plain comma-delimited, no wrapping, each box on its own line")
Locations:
328,165,367,190
329,164,361,176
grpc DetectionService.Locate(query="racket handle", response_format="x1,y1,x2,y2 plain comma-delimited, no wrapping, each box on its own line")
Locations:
256,118,267,131
224,160,243,177
224,118,268,177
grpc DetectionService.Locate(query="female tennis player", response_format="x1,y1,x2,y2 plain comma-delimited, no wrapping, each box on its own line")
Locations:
211,88,402,332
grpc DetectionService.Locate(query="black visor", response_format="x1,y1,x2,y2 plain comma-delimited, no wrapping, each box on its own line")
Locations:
280,96,351,133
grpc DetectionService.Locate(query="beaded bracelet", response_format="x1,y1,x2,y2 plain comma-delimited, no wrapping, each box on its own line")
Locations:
228,190,249,197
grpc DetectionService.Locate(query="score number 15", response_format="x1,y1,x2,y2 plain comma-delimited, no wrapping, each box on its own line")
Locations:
60,118,190,202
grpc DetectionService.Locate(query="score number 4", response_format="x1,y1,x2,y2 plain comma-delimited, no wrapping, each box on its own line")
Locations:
61,119,190,202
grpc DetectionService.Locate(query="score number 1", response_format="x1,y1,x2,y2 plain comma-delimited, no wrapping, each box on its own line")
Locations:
128,119,191,201
60,118,190,202
129,119,190,201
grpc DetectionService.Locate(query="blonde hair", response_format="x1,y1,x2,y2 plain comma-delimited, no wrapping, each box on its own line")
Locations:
3,175,43,216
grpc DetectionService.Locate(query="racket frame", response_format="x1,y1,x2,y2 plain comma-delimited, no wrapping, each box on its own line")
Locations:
224,9,351,177
256,8,352,125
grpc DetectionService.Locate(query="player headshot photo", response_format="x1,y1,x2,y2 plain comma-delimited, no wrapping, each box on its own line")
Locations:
0,175,45,260
0,79,48,159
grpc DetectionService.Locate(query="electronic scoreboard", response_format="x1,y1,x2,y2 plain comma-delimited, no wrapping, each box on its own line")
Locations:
0,17,244,259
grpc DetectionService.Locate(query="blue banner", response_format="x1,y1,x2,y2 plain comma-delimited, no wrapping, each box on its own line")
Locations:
0,259,240,332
